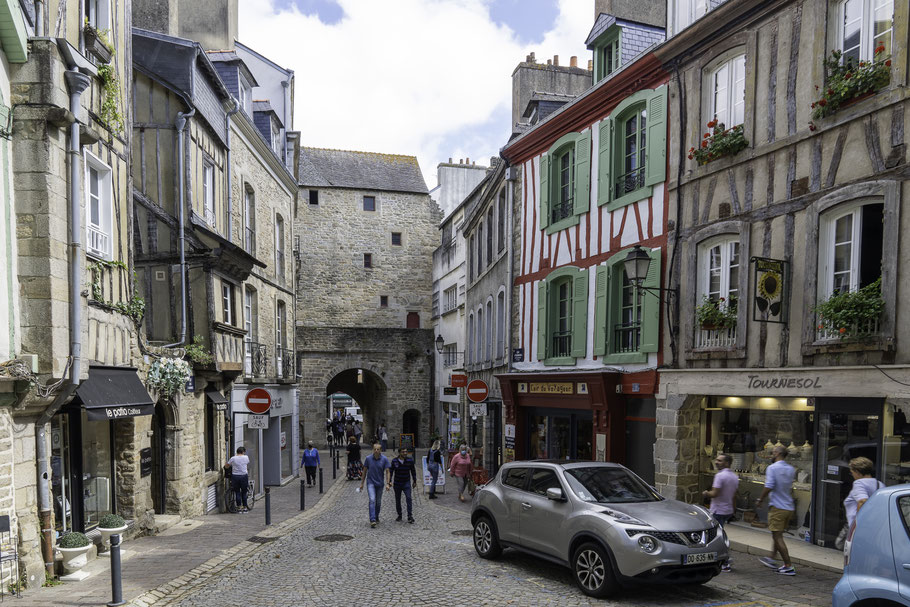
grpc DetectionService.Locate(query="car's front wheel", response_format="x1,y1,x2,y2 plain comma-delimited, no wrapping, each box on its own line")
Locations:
573,542,618,598
473,515,502,559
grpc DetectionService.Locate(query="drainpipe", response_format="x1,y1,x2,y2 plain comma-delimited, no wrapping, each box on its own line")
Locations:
164,108,196,348
224,98,240,240
35,1,44,37
34,69,91,579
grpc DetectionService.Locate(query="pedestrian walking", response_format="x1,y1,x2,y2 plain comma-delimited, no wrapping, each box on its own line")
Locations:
346,435,363,480
301,441,320,487
426,440,443,499
390,447,418,523
837,456,885,548
353,421,363,445
379,422,388,451
702,453,739,572
224,446,251,512
360,442,390,528
449,443,473,502
756,445,797,575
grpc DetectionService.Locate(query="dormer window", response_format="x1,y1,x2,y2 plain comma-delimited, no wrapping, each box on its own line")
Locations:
271,121,282,155
595,32,621,82
669,0,708,37
239,75,252,115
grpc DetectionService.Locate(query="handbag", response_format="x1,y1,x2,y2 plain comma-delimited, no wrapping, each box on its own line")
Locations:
467,477,476,495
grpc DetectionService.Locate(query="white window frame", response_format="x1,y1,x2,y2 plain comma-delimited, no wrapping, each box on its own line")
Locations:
275,214,285,281
203,161,215,228
698,236,741,303
244,286,256,374
221,281,235,325
836,0,894,64
818,200,875,297
485,300,493,362
85,0,111,30
711,54,746,128
84,151,113,260
244,185,255,253
443,285,457,313
496,290,505,358
670,0,708,37
239,75,252,116
466,314,474,365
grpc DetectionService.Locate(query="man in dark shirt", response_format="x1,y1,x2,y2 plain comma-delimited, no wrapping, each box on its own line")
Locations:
389,447,418,523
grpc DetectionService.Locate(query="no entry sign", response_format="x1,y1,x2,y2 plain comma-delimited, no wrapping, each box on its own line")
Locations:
245,388,272,414
466,379,489,403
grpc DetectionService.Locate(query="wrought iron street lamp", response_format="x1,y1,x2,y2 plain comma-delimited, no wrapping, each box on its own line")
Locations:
622,244,678,304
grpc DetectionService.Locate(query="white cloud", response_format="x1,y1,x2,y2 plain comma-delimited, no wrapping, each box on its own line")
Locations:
238,0,593,188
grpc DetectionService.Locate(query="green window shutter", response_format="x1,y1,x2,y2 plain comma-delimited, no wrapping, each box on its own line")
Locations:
605,265,618,353
574,131,591,215
597,118,612,205
593,265,608,356
537,280,549,360
539,153,550,230
570,270,589,358
639,249,663,353
644,87,667,187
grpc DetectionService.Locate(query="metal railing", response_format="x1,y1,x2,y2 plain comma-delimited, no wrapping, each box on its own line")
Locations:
551,331,572,357
695,324,737,349
613,323,641,353
87,225,109,258
244,227,256,254
276,346,295,379
550,198,573,224
614,166,645,198
244,341,268,378
815,316,880,342
443,350,463,368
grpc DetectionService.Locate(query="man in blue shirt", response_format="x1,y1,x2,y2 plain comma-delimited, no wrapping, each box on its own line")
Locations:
360,442,390,528
390,448,418,523
756,445,797,575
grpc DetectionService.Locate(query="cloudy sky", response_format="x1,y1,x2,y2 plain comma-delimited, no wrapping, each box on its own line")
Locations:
238,0,594,189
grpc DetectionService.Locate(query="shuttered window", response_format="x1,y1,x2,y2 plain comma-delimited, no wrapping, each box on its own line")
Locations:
536,266,589,364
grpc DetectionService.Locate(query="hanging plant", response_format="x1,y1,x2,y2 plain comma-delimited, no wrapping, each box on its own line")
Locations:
147,357,191,398
97,63,124,134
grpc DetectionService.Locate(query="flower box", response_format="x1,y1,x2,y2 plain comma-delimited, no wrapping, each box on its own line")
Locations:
809,47,890,128
688,120,748,166
83,25,113,63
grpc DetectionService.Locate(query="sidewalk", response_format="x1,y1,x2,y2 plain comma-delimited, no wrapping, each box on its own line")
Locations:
726,522,845,573
14,451,343,607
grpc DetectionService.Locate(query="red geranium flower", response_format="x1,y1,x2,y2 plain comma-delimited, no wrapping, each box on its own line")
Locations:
704,133,711,139
707,120,717,128
818,99,827,107
701,141,708,148
845,72,852,79
839,327,847,334
886,59,892,67
688,154,694,160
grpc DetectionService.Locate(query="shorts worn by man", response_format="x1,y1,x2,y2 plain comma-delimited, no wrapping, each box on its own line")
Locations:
360,443,390,528
756,445,797,575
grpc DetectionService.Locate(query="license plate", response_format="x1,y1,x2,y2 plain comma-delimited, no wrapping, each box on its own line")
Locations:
682,552,717,565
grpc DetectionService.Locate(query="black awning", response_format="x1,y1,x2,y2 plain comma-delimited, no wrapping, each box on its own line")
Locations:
76,366,154,421
205,388,229,411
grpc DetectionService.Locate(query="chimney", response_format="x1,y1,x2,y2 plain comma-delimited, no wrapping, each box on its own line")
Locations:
570,56,577,68
587,59,593,71
459,159,463,164
466,157,470,164
448,157,452,163
529,51,536,63
547,59,552,65
553,55,559,66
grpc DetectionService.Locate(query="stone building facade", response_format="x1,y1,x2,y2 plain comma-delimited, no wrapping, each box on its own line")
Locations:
297,148,438,448
653,0,910,550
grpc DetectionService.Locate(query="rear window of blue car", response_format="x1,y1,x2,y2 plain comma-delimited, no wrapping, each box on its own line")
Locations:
899,496,910,536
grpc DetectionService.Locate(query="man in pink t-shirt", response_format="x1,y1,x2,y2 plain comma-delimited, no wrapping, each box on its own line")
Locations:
703,453,739,572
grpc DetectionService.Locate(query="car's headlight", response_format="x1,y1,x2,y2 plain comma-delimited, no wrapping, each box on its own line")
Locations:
638,535,659,553
601,508,647,525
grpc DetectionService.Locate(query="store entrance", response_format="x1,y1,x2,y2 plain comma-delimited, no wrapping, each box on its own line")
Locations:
526,408,593,461
813,407,881,547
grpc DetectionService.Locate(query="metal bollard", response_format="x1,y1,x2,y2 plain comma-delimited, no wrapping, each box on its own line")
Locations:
332,451,337,479
106,534,125,606
319,467,324,494
265,486,271,526
300,478,305,511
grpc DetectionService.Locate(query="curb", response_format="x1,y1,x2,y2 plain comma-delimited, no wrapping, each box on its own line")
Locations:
126,478,347,607
729,539,844,574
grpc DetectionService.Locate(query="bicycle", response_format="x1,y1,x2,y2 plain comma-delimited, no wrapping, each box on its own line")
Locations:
223,473,256,513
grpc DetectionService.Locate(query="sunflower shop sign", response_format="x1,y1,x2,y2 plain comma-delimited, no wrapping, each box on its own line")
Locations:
751,257,788,324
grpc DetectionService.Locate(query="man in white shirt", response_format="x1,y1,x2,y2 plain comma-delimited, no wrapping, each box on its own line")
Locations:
224,446,251,513
756,445,797,575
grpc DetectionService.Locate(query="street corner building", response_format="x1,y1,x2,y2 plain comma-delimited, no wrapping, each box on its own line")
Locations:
296,147,440,450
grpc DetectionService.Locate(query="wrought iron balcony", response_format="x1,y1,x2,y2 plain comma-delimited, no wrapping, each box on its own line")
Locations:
551,331,572,357
275,346,295,379
244,341,268,379
550,198,574,224
87,225,109,258
614,166,645,198
815,316,880,342
613,322,641,353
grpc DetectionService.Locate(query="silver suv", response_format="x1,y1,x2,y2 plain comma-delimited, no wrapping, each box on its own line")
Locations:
471,461,729,598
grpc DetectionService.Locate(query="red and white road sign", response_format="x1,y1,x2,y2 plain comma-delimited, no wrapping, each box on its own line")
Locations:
451,374,467,388
466,379,489,403
245,388,272,415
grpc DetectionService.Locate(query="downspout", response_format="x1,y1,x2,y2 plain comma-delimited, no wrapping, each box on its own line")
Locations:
35,1,44,37
224,98,240,240
164,108,196,348
505,164,515,375
666,61,686,368
35,69,91,579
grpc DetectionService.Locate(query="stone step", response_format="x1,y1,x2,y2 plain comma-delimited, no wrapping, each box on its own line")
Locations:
149,514,182,535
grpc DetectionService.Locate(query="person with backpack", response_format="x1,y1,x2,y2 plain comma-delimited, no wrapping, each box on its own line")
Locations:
844,456,885,529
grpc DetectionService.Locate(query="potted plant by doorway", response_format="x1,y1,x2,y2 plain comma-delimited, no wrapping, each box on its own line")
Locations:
97,514,127,552
56,531,91,576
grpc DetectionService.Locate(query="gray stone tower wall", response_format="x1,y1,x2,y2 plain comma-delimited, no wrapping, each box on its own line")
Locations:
133,0,239,51
594,0,667,27
511,62,593,133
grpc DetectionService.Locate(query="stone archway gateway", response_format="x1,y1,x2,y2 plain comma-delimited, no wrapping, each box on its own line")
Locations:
325,368,388,444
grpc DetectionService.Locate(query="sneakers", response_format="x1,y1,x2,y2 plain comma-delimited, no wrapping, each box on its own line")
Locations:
721,563,732,572
775,566,796,576
428,495,437,499
370,521,377,528
408,517,414,524
395,515,402,522
759,557,781,569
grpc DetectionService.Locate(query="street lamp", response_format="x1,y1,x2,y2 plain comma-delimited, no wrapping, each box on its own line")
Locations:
622,245,678,304
435,334,445,354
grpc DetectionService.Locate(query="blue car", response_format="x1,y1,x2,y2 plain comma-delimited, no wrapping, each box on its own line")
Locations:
833,483,910,607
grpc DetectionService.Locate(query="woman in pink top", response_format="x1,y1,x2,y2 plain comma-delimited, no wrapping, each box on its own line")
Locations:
449,444,473,502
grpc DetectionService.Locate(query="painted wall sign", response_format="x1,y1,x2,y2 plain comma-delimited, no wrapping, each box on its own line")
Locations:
512,348,524,362
140,447,152,477
747,375,822,390
442,387,457,396
529,382,574,395
751,257,789,324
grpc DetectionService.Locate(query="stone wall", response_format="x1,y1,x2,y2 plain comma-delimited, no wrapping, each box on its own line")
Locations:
654,394,702,502
297,327,433,448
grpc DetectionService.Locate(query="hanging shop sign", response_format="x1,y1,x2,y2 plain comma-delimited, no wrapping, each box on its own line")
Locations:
751,257,789,324
443,387,457,396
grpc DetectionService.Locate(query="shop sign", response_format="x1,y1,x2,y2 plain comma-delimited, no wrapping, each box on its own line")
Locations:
512,348,524,363
100,405,152,420
140,447,152,477
529,382,573,395
214,402,228,412
248,414,269,429
450,374,467,388
751,257,789,324
469,403,486,417
443,387,457,396
747,375,822,390
400,433,415,450
504,424,516,450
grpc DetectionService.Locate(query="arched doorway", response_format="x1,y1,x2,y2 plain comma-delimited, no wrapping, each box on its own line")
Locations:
325,368,388,447
150,402,168,514
403,409,420,448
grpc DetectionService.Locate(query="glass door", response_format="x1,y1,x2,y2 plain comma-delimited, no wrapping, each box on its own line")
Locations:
51,415,72,532
525,409,594,461
813,412,881,547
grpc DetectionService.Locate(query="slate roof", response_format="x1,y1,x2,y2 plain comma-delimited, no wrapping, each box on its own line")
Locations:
523,91,577,117
298,148,428,194
585,12,665,48
207,49,259,86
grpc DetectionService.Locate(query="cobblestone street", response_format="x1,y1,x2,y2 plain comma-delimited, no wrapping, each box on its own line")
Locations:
131,478,839,607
